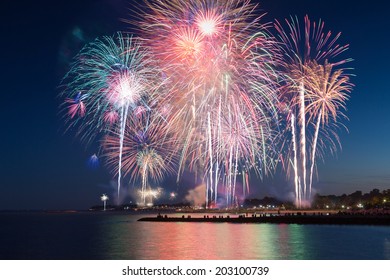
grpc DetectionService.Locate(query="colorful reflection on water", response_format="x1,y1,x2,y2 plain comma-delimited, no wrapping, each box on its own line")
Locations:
99,213,390,260
1,212,390,259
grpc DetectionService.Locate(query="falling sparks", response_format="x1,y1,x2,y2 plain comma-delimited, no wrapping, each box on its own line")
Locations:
275,15,353,207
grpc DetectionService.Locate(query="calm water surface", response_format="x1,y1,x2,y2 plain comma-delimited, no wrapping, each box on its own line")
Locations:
1,212,389,260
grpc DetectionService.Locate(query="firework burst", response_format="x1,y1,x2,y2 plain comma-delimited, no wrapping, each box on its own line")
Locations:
60,32,162,200
275,15,353,207
103,110,178,205
59,1,354,209
304,60,353,194
136,0,279,207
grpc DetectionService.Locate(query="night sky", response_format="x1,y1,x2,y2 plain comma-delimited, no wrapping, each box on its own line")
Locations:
1,0,389,210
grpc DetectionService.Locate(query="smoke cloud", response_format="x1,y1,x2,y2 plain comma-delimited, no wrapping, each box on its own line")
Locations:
185,184,206,207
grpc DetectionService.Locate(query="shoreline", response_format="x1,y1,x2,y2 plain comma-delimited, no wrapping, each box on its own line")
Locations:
138,212,390,226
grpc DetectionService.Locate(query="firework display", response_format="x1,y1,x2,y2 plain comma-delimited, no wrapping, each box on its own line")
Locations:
275,15,353,207
60,1,353,208
104,110,178,205
138,0,279,207
60,32,162,200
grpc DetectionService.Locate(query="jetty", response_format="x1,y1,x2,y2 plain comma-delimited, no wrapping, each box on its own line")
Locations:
138,212,390,226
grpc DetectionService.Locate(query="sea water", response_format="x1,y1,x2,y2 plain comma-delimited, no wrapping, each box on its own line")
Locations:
1,212,389,260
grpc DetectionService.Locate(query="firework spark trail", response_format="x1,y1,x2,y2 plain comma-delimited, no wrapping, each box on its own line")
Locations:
207,111,213,208
117,103,129,199
299,82,307,201
214,96,222,205
290,113,300,207
275,15,352,207
141,162,148,205
305,61,353,198
233,142,239,205
309,110,321,199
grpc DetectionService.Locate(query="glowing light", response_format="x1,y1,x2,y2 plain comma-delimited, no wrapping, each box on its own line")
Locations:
195,8,223,37
199,20,216,35
88,154,99,169
106,72,143,108
101,194,109,211
138,187,163,206
169,192,177,200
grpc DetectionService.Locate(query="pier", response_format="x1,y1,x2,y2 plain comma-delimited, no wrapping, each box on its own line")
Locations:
138,212,390,225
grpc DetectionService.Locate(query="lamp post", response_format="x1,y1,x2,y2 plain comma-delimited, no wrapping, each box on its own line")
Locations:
101,194,109,211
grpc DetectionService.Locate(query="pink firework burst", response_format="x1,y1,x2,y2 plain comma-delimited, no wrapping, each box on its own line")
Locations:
65,92,86,118
103,110,119,125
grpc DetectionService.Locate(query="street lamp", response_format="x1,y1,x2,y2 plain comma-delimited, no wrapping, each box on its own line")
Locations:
101,194,109,211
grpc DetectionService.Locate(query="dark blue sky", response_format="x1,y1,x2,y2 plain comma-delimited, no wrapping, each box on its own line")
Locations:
1,0,389,210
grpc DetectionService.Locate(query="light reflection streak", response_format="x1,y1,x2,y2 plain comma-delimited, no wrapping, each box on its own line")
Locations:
100,214,310,259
